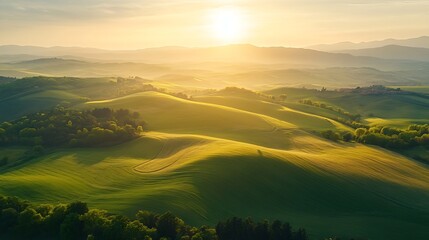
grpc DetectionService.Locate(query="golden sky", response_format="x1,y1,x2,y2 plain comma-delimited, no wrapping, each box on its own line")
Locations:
1,0,428,49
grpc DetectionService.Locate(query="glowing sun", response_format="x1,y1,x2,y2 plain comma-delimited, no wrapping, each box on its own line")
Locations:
210,8,246,43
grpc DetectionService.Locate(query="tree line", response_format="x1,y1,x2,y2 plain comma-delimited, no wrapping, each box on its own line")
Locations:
0,195,313,240
297,99,369,130
216,217,307,240
0,107,144,149
354,124,429,149
299,99,362,122
320,124,429,150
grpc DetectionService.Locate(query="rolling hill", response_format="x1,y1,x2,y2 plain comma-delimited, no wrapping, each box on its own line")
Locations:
1,131,428,240
213,67,429,89
265,87,429,121
0,58,171,78
193,92,349,132
83,91,298,149
0,77,428,239
0,89,86,122
3,59,429,90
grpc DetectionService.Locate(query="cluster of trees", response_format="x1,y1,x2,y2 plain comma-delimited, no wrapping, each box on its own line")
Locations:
354,124,429,149
345,85,402,95
218,87,257,96
115,77,159,97
319,130,347,142
0,107,144,148
299,99,361,122
216,217,307,240
165,91,192,100
277,94,288,101
320,124,429,149
0,195,310,240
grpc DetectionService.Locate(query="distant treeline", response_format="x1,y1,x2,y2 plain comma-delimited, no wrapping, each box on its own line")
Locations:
320,124,429,149
0,107,144,149
299,99,362,123
299,98,367,129
0,195,312,240
342,85,403,95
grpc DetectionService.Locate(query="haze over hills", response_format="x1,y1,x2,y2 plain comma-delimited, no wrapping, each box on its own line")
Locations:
2,58,429,89
337,45,429,62
0,58,170,78
4,36,429,57
309,36,429,52
2,44,429,71
3,43,429,90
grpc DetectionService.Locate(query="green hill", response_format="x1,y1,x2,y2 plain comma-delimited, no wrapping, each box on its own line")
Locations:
1,79,429,239
1,131,428,239
83,91,299,149
0,89,86,121
194,94,350,132
265,87,429,125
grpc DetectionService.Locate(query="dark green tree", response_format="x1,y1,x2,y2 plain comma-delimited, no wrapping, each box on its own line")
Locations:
157,212,184,239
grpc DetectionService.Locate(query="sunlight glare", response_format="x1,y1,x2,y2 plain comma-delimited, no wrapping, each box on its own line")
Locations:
210,8,246,43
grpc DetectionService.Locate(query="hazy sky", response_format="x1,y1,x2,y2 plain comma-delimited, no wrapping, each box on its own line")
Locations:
1,0,428,49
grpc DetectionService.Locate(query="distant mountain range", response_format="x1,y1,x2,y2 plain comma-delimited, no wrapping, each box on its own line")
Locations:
337,45,429,62
1,57,428,88
1,44,428,71
309,36,429,51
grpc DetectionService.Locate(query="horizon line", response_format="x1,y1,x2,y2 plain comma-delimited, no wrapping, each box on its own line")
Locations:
1,35,428,51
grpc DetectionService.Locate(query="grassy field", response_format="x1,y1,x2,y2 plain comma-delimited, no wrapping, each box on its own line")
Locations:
0,89,86,121
84,91,300,149
1,131,428,239
194,95,351,132
265,87,429,121
1,81,429,239
365,117,429,128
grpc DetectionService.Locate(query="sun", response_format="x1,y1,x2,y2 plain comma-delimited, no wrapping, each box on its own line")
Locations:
210,8,245,43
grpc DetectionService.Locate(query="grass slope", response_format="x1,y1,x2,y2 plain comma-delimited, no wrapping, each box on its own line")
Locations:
194,94,350,131
365,117,429,128
265,87,429,121
1,88,429,239
0,132,428,240
84,91,299,150
327,94,429,119
0,89,86,121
